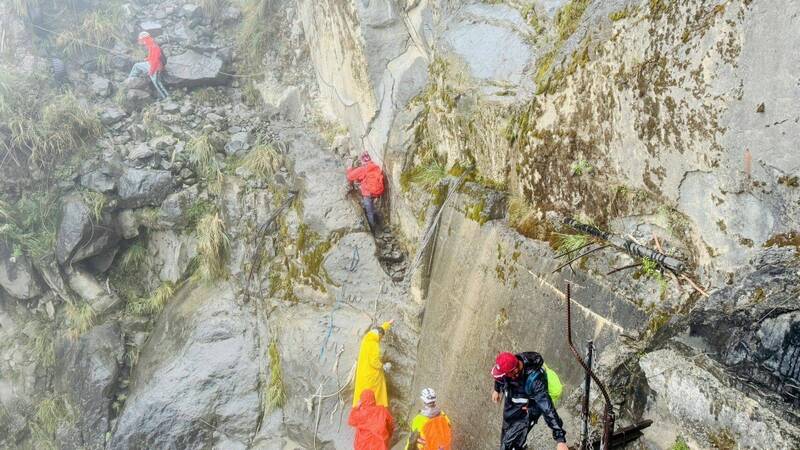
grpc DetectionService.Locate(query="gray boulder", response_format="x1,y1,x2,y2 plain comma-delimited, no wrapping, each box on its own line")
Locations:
182,4,201,18
110,283,259,449
689,248,800,404
224,131,251,156
139,21,162,36
117,168,175,208
0,242,42,300
163,50,226,88
55,196,120,265
99,107,127,126
64,267,122,315
128,143,154,161
123,76,151,91
80,169,117,193
55,323,123,450
115,210,139,240
641,346,800,449
149,135,176,151
123,89,152,111
89,75,111,97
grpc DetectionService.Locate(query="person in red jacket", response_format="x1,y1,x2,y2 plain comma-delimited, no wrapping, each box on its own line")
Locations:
346,152,385,232
127,31,169,100
348,389,394,450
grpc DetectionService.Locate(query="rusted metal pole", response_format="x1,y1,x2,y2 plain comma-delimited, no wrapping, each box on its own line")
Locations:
581,340,594,450
566,283,615,450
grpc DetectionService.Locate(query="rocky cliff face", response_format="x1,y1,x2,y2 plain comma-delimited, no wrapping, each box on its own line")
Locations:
0,0,797,449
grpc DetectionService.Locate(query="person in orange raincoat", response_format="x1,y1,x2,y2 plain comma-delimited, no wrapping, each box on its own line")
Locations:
353,320,393,407
348,389,395,450
346,152,385,232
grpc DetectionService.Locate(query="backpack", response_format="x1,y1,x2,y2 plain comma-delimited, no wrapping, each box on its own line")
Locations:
421,414,452,450
159,47,168,67
524,363,563,406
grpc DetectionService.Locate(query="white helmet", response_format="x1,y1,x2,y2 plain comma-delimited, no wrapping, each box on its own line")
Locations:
420,387,436,404
138,31,151,41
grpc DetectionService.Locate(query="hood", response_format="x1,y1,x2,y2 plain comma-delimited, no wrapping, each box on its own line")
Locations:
359,389,376,407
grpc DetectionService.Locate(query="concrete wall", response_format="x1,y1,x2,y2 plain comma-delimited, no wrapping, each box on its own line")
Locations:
412,196,646,449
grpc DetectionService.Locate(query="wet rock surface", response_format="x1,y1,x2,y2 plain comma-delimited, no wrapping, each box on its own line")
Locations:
56,195,120,265
110,283,260,450
688,248,800,410
55,323,124,450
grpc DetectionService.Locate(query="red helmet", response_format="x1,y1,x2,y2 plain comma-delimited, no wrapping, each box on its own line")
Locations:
491,352,518,379
360,152,372,163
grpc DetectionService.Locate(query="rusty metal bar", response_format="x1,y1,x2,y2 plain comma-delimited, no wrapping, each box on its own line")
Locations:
563,218,685,274
566,283,615,450
581,340,594,450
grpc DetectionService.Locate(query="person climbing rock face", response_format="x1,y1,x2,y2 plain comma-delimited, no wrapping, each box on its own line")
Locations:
491,351,568,450
127,31,169,100
406,387,453,450
353,319,394,408
348,389,395,450
346,152,385,232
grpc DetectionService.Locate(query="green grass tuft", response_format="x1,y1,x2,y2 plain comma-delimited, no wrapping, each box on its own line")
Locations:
570,159,593,176
127,281,175,316
81,191,107,222
237,0,271,72
32,325,55,369
240,143,282,178
66,302,95,340
194,212,230,281
120,242,147,270
184,199,216,229
266,340,286,412
670,436,690,450
187,133,217,174
402,159,447,191
242,81,262,107
0,191,59,262
554,232,590,256
30,394,69,449
0,74,101,169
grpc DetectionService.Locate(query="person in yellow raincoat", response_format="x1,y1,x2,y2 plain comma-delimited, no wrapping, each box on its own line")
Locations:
353,319,394,407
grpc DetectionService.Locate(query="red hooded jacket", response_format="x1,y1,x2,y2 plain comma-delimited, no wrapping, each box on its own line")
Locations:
346,162,385,197
141,37,163,76
348,389,394,450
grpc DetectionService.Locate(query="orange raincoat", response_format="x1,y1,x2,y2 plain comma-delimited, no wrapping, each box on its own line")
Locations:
348,389,394,450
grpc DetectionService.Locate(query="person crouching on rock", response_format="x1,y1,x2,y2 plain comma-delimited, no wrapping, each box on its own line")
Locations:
346,152,385,233
127,31,169,100
348,389,395,450
353,320,394,408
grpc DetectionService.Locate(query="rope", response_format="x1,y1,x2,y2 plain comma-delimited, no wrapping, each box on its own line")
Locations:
30,23,267,79
404,169,472,283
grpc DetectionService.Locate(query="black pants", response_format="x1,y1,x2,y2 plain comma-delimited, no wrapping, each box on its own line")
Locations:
361,195,380,231
500,416,531,450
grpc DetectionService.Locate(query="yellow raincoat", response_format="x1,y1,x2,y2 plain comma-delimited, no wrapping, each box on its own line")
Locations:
353,321,392,407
